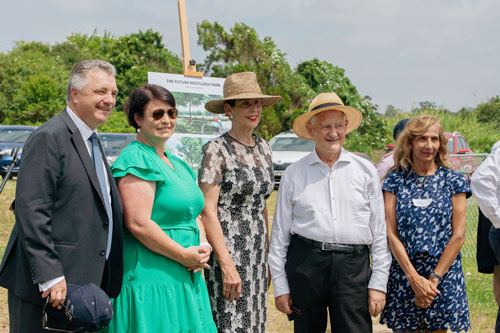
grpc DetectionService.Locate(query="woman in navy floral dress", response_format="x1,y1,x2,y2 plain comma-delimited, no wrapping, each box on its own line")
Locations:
380,115,471,332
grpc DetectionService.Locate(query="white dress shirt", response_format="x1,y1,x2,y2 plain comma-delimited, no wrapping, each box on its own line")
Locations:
376,151,394,179
269,148,391,297
39,106,112,292
471,140,500,228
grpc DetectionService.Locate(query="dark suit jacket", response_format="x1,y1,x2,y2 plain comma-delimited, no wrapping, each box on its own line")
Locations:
0,109,123,305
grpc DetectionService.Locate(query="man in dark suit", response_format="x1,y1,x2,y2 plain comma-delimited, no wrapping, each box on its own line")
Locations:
0,60,123,332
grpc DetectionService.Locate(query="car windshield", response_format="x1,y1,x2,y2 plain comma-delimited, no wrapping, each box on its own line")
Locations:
0,128,34,143
99,134,132,150
270,137,315,152
446,138,454,153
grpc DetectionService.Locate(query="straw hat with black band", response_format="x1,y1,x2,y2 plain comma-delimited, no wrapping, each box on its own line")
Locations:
205,72,281,114
293,92,363,140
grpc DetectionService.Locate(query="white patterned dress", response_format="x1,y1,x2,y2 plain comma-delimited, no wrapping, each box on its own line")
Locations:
198,133,274,333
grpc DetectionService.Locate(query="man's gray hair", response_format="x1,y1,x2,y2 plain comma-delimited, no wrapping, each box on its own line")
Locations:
66,60,116,103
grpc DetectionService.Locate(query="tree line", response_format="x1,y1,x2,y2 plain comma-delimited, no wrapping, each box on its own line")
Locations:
1,24,499,153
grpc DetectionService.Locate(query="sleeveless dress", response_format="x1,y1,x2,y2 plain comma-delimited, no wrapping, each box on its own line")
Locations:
103,141,216,333
380,166,471,332
198,133,274,333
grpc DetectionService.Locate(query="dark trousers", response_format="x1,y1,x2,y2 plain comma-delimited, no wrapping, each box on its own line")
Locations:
477,209,498,273
8,290,44,333
489,226,500,333
285,235,372,333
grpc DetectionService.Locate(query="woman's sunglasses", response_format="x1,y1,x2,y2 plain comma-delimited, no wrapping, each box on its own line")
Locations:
152,108,178,120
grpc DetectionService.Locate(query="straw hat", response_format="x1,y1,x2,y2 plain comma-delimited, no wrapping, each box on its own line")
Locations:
293,92,363,140
205,72,281,114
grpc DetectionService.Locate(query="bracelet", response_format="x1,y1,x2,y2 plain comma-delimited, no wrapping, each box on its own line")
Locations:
200,242,212,252
429,270,443,281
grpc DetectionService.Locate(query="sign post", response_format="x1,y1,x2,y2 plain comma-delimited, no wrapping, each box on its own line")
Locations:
177,0,203,77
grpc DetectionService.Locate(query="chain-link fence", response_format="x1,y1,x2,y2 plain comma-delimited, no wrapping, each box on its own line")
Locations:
463,195,479,259
454,153,489,260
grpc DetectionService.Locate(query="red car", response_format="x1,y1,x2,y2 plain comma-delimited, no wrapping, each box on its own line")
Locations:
445,131,476,176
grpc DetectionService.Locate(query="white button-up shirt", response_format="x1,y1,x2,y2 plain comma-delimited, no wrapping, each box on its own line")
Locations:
269,148,391,297
471,140,500,228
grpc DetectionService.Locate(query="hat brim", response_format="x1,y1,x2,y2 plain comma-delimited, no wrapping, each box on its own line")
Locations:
293,105,362,140
205,93,281,114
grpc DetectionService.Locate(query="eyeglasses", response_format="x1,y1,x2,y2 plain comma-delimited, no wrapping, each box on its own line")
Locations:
152,108,178,120
42,298,84,333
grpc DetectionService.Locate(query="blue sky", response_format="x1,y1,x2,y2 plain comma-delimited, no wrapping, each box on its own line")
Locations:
1,0,499,113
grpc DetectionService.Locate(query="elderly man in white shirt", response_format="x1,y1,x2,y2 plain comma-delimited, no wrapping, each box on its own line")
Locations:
269,92,391,332
471,140,500,333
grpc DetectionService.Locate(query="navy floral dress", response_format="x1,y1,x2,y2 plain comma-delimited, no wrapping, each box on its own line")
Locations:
380,166,471,332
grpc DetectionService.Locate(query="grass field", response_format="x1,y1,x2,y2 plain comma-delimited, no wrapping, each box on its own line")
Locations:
0,180,497,332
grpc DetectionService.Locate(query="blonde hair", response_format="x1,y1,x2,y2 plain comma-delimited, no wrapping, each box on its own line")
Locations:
393,114,451,171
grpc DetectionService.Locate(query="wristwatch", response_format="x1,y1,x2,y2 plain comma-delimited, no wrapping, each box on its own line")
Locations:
429,270,443,281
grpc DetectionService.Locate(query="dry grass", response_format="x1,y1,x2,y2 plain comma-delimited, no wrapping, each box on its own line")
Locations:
0,180,16,332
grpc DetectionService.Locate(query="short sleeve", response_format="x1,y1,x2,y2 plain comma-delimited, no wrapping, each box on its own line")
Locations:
198,140,224,185
449,169,471,196
382,170,400,195
111,146,164,183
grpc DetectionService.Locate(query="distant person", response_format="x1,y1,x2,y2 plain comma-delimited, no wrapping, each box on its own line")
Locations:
471,140,500,333
376,118,410,179
212,115,222,135
103,85,216,332
269,92,391,332
0,60,124,332
380,115,471,332
198,71,280,332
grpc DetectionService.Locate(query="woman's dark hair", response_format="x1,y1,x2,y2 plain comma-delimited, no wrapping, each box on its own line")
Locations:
124,84,176,130
224,99,236,108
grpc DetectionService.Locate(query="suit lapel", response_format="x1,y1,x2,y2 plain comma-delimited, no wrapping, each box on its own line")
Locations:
60,109,107,206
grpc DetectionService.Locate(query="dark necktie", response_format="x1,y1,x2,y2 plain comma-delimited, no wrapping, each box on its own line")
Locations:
90,133,113,259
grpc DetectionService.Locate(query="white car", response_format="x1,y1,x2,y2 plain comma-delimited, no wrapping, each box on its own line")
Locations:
269,131,315,187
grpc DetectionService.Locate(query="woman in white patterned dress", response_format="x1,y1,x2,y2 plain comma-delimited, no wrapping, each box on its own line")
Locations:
198,72,280,332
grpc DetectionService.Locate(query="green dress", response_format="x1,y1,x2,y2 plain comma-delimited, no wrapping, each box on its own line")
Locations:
103,141,216,333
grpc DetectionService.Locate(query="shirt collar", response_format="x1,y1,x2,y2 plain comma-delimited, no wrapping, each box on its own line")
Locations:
66,105,97,141
307,148,352,167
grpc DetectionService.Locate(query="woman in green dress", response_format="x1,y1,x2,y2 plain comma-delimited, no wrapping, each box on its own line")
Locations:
103,84,216,333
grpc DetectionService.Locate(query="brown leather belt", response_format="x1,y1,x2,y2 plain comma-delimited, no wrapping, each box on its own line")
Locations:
294,234,368,254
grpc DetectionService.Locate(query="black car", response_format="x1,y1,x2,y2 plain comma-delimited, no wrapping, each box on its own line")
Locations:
99,133,136,165
0,125,36,179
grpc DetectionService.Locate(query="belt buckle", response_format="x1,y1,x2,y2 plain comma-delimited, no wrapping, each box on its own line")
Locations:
321,242,334,251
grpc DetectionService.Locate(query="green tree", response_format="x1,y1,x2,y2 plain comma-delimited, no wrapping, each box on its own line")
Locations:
475,96,500,129
0,41,67,124
56,29,182,109
384,105,402,118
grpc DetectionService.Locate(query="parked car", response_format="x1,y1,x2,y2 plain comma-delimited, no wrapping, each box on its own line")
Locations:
445,131,477,176
0,125,36,179
269,132,316,187
99,133,136,165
